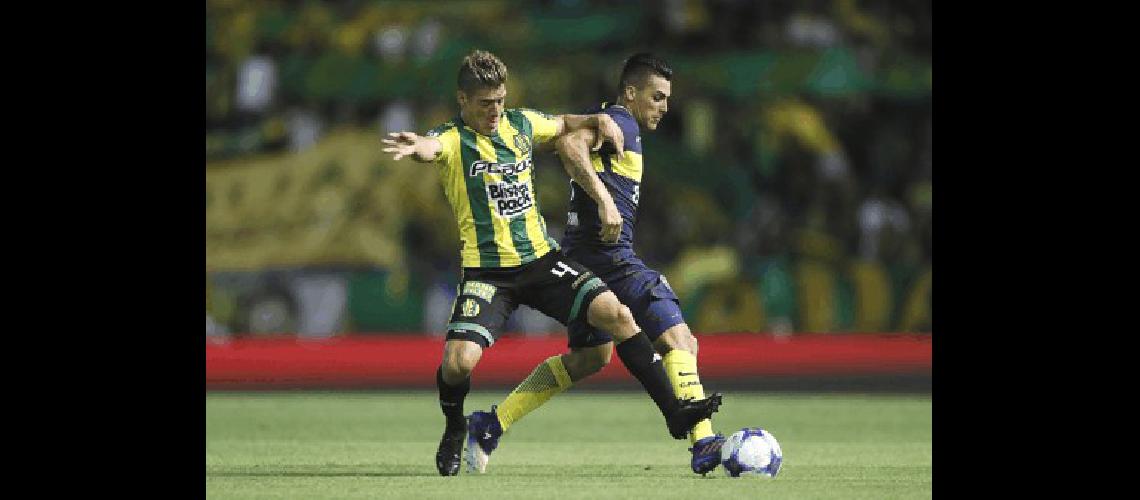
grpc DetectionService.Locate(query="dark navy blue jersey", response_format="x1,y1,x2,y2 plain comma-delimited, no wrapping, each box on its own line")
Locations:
561,103,644,252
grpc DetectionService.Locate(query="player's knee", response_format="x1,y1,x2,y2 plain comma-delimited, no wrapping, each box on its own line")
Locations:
614,305,638,340
676,330,698,356
658,325,698,356
587,293,639,340
586,294,617,327
615,304,635,329
610,306,637,338
443,341,482,380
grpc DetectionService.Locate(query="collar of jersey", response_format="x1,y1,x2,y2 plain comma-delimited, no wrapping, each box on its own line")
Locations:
602,102,632,119
454,113,506,137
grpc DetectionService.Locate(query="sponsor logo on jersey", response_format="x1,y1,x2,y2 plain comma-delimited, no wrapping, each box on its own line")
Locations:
487,181,534,217
469,158,532,176
462,281,497,302
567,211,579,226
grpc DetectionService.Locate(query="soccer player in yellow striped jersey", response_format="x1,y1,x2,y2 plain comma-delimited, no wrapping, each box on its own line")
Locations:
553,53,729,475
382,50,722,477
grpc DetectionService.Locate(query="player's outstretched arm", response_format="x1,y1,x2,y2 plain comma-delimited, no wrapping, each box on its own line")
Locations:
381,132,443,162
556,114,624,159
555,129,623,243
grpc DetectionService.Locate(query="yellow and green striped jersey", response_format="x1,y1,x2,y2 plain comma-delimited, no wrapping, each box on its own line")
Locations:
425,108,562,268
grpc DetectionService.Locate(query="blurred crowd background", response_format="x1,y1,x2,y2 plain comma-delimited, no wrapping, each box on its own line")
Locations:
205,0,931,338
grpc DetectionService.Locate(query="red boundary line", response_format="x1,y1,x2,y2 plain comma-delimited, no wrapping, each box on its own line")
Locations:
206,333,931,389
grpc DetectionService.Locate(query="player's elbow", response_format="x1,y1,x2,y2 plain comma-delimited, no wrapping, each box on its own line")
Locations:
555,130,590,155
553,133,578,156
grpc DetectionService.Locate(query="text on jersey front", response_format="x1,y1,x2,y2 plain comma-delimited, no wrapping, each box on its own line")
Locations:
487,181,534,217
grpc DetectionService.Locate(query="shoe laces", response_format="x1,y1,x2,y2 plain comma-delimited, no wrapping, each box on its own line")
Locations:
689,434,725,454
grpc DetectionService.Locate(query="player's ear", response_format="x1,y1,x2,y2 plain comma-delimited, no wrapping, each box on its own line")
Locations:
622,84,638,103
456,90,467,107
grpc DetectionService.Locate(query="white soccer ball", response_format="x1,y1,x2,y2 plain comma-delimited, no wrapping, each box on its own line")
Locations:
720,427,783,478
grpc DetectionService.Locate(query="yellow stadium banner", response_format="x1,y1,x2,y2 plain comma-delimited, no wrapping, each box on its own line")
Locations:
206,127,455,273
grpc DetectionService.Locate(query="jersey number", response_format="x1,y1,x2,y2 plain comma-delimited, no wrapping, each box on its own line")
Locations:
550,261,580,278
632,184,640,205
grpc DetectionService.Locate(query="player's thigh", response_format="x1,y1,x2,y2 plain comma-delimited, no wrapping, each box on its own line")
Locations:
605,265,686,344
445,274,517,350
519,252,615,349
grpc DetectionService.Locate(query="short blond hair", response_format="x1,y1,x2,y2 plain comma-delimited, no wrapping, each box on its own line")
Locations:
458,50,508,92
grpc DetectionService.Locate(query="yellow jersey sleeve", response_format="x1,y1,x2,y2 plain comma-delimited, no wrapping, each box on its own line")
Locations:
426,122,460,165
518,109,562,144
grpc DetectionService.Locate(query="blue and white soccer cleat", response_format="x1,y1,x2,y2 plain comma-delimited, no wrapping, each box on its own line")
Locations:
689,433,726,474
465,408,503,474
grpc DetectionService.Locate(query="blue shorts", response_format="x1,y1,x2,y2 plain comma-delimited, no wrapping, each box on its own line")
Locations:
563,246,686,344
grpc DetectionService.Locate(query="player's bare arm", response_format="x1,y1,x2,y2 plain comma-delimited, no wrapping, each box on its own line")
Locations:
555,114,624,158
555,128,623,243
381,132,443,162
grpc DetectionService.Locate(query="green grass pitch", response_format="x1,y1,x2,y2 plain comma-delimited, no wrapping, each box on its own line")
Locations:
207,391,932,499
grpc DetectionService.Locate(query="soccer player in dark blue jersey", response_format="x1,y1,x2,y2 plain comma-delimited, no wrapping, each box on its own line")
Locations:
557,53,728,475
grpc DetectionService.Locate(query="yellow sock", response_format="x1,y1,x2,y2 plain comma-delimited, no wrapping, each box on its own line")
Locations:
495,355,573,432
663,349,714,444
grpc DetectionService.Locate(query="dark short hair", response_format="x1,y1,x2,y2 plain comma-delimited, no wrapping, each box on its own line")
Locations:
619,53,673,90
458,50,508,92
